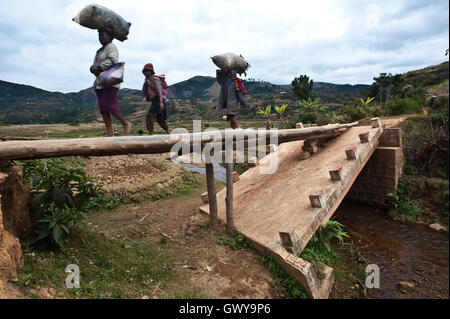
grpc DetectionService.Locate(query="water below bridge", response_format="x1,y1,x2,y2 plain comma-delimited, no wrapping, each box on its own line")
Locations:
173,155,448,299
334,200,449,299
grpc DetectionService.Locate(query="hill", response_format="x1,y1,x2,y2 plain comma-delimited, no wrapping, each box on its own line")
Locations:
403,61,449,88
1,61,447,125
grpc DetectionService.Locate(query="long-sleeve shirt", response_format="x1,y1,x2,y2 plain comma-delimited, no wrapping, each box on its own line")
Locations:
93,43,120,90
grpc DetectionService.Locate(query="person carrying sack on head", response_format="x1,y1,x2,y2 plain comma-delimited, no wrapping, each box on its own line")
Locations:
141,63,170,135
90,27,131,136
216,69,246,129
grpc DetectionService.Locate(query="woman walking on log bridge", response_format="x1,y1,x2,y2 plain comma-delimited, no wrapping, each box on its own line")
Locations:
142,63,170,135
90,27,131,137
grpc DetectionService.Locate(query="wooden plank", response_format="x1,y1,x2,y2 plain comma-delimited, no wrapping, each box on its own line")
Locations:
0,123,359,161
205,163,218,223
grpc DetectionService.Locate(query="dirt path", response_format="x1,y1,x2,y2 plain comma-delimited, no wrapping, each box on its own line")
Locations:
86,181,286,298
77,154,285,298
381,117,408,128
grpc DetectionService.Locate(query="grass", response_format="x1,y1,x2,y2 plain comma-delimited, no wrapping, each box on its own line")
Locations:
14,167,206,299
217,233,252,250
17,225,177,299
0,120,269,139
386,176,422,222
260,255,308,299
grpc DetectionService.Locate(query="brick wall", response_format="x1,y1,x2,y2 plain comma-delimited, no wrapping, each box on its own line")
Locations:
347,128,404,206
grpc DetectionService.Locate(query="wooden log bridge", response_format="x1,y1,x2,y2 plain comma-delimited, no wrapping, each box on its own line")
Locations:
1,120,386,300
0,122,358,161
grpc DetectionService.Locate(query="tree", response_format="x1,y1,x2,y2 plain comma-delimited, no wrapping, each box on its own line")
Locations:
291,75,316,101
294,98,330,125
367,73,404,107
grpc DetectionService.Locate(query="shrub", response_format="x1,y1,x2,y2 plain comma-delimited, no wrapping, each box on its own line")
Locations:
338,104,368,122
300,220,349,266
218,233,252,250
21,158,101,250
260,255,307,299
386,97,422,116
294,98,333,125
386,177,421,222
400,116,449,178
403,164,419,175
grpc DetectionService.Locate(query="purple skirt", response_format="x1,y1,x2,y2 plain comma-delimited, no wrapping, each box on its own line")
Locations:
96,87,120,114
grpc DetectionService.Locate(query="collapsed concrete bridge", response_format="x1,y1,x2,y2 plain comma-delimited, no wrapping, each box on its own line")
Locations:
0,119,404,299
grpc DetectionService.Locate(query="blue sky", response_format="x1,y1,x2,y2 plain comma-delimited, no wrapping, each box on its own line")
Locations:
0,0,448,93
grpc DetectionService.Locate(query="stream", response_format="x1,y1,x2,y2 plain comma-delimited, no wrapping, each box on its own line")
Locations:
171,153,227,183
173,157,449,299
334,200,449,299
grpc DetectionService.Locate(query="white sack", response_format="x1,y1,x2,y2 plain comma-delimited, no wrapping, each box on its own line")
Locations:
73,4,131,42
211,53,250,75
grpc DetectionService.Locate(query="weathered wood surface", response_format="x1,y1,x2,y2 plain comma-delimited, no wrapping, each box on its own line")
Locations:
205,163,218,223
0,122,358,161
200,125,383,298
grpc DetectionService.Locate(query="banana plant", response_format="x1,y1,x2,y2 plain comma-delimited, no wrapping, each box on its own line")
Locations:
257,105,273,129
274,104,288,128
360,97,375,109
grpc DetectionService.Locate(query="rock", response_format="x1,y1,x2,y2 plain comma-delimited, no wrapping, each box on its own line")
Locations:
201,192,209,204
269,144,278,153
248,157,259,167
0,164,34,238
429,223,447,232
302,145,318,154
0,196,23,281
206,265,212,272
398,281,415,290
298,152,311,160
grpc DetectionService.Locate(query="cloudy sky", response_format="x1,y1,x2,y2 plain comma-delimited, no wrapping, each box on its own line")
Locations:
0,0,448,93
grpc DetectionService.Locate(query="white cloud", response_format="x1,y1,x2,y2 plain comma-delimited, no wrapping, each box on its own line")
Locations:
0,0,448,92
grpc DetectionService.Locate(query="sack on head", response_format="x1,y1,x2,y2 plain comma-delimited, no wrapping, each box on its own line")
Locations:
72,4,131,42
211,53,250,75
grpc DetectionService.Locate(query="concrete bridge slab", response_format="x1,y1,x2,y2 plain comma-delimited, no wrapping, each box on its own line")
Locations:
200,125,383,298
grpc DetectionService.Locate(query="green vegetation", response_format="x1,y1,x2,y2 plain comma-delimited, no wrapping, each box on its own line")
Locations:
260,255,308,299
293,98,333,126
399,107,449,179
256,105,273,129
386,97,423,115
291,74,316,101
20,158,101,249
218,233,252,250
17,226,181,298
402,164,419,176
300,220,366,294
274,104,288,128
386,177,421,222
300,220,349,266
367,73,405,106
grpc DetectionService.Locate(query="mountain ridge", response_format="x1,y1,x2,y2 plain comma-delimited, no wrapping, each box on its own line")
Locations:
1,61,448,124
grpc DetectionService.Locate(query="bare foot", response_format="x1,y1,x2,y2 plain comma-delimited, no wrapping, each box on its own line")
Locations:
124,121,132,135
